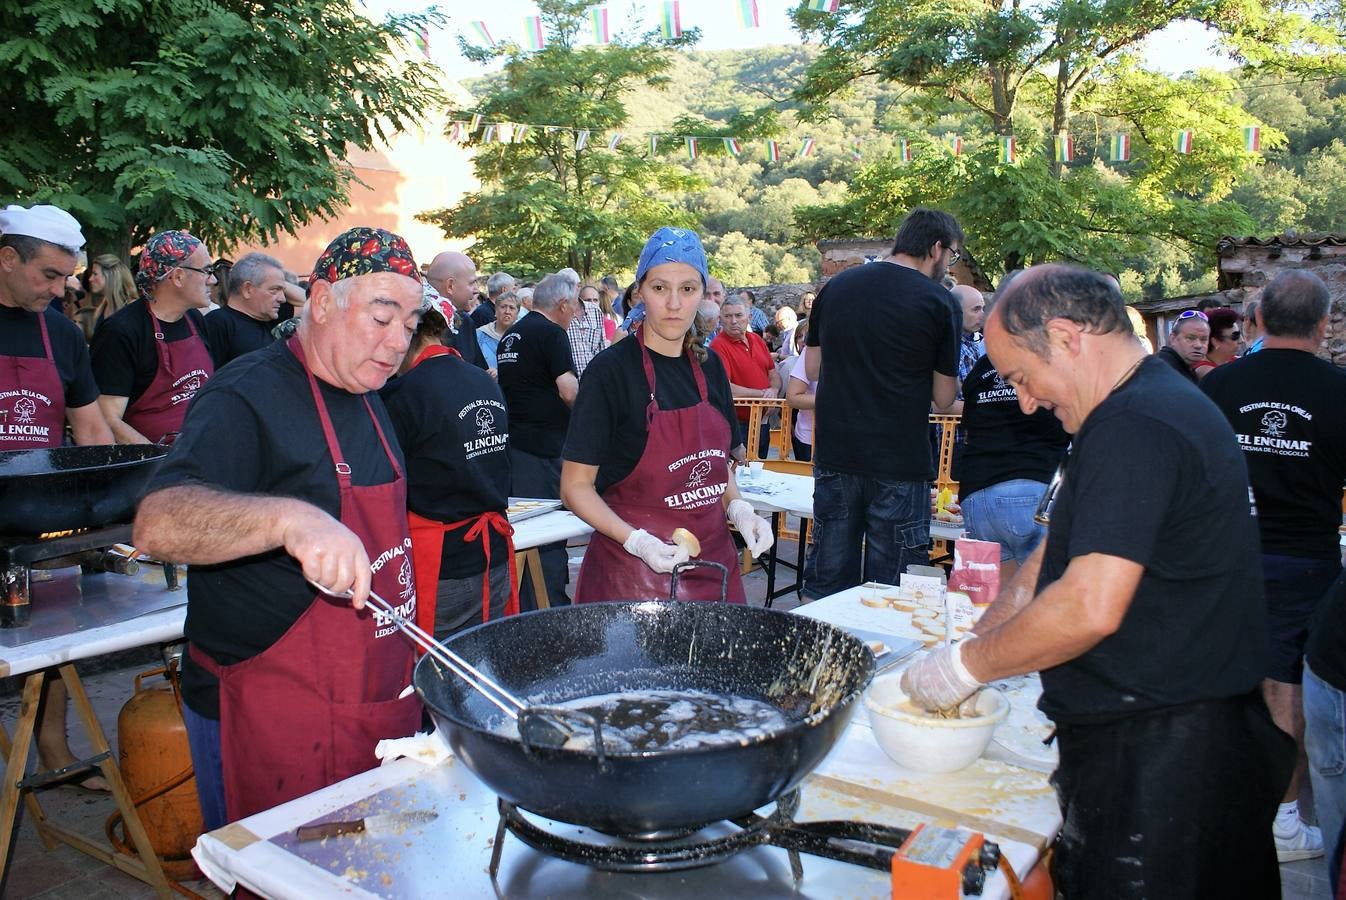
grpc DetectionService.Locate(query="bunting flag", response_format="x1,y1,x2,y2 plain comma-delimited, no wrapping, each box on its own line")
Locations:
650,134,659,156
448,121,464,142
724,138,742,157
469,113,483,133
806,0,841,10
1175,129,1194,154
590,7,610,44
496,122,514,144
412,26,430,59
544,125,558,135
1054,134,1073,163
575,129,590,151
482,124,497,143
686,137,698,160
767,140,780,162
661,1,682,39
1244,125,1261,152
998,135,1016,164
946,134,963,156
898,139,912,163
513,124,530,143
471,21,494,46
524,16,545,51
608,132,624,150
1110,132,1130,162
799,137,816,158
851,139,862,161
738,0,760,27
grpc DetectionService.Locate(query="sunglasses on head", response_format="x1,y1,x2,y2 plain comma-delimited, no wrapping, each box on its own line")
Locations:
1177,309,1209,321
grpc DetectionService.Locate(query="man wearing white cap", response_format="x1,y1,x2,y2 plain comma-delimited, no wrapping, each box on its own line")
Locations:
0,204,115,789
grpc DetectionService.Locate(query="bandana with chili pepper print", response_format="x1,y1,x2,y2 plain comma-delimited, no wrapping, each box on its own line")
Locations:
310,226,422,286
135,230,204,298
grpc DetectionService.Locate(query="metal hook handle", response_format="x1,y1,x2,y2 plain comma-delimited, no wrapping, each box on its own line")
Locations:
670,559,729,602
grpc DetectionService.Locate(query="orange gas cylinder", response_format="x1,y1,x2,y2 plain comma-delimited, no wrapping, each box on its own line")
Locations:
110,666,203,880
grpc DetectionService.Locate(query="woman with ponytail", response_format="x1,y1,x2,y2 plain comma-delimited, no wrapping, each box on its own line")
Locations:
560,228,772,604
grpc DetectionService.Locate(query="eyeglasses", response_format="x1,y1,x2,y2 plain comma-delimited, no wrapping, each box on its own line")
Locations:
945,244,963,265
1176,309,1208,321
178,264,218,278
1227,330,1242,341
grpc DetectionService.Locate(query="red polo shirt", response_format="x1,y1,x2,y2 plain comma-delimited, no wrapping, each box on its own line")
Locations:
711,331,774,422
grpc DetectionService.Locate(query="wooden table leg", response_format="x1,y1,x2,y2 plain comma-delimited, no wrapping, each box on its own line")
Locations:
0,672,44,884
57,664,172,898
514,548,549,610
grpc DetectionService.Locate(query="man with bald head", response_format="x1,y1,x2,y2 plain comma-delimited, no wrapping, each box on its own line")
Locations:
901,264,1292,899
426,250,487,369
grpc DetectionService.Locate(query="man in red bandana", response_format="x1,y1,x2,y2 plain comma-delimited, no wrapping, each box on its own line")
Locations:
134,226,426,830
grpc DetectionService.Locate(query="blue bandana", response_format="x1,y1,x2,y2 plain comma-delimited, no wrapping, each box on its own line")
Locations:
635,227,709,288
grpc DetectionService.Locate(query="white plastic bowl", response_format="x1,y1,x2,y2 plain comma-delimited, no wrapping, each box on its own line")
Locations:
864,675,1008,774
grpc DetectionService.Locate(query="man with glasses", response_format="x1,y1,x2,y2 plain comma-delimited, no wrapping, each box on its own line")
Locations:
1156,308,1209,383
1203,269,1346,865
92,230,216,444
801,207,963,599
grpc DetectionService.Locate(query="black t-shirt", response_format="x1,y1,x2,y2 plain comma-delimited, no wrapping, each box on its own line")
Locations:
496,313,575,457
952,354,1069,498
1036,357,1266,724
1307,570,1346,690
449,312,488,369
470,300,495,328
201,305,274,370
90,300,209,402
1156,345,1197,383
147,340,402,718
806,261,960,480
0,305,99,409
1202,349,1346,560
564,339,737,493
382,352,511,578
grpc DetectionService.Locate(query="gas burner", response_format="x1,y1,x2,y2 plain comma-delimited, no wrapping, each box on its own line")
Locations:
0,524,178,628
489,791,799,876
488,792,1006,894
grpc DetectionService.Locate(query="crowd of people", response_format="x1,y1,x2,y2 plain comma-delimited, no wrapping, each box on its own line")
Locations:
2,198,1344,898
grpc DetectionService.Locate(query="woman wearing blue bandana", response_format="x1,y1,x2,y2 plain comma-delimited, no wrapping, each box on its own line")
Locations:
560,228,773,603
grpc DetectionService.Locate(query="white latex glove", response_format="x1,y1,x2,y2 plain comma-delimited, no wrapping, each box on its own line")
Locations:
900,641,984,712
623,528,689,574
727,498,774,558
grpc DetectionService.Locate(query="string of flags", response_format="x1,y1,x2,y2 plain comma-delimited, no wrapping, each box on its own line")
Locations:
444,115,1267,165
459,1,845,52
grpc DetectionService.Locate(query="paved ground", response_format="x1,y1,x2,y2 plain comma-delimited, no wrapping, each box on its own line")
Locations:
0,534,1334,898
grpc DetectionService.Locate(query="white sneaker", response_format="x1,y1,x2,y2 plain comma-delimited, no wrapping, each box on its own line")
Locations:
1274,818,1324,863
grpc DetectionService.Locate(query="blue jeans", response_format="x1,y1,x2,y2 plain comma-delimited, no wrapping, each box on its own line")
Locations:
182,702,229,832
961,479,1048,564
1305,661,1346,881
803,468,928,600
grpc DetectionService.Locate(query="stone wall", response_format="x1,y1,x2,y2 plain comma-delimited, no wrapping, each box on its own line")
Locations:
1218,238,1346,366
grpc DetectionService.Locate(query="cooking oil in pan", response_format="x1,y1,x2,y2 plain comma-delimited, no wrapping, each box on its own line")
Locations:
521,689,790,753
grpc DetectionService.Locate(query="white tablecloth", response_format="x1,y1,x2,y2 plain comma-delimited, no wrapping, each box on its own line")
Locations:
510,509,592,550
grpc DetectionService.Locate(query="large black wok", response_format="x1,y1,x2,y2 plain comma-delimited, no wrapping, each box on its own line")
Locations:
0,445,170,535
415,601,873,835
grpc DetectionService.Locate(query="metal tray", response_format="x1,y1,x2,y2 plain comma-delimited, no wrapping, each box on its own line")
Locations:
505,497,563,524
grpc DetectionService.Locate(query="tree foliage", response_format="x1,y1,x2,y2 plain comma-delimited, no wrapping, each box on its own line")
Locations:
418,0,704,280
0,0,444,258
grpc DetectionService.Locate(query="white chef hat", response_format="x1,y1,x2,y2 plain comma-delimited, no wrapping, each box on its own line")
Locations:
0,204,86,253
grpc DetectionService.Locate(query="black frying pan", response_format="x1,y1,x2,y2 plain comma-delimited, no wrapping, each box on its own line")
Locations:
415,601,873,835
0,445,169,534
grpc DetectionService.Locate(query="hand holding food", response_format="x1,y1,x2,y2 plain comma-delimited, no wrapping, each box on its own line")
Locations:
900,641,983,713
623,527,691,574
727,498,773,558
670,527,701,557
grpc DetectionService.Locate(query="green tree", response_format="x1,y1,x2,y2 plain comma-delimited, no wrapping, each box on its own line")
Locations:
0,0,443,258
418,0,702,279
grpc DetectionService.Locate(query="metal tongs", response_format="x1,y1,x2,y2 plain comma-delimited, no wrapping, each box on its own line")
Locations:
307,579,607,759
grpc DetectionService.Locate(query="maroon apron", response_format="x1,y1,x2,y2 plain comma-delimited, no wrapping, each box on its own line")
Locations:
0,311,66,449
190,336,420,821
123,304,214,444
574,326,745,604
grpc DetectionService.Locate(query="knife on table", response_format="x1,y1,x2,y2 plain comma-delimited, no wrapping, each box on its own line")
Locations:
296,809,438,842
